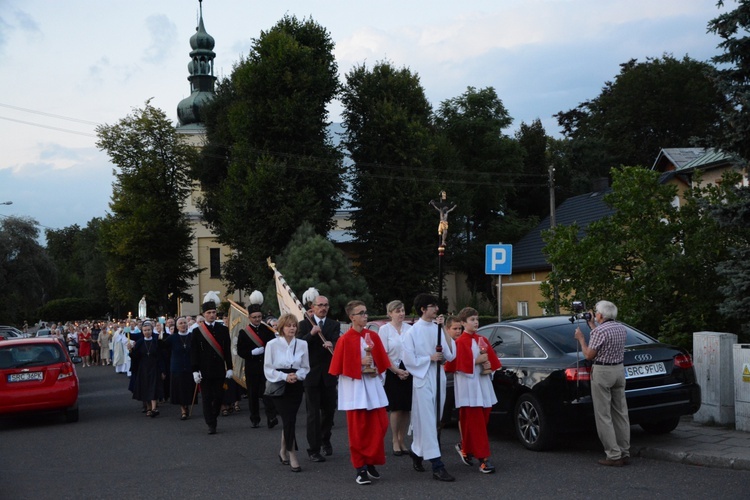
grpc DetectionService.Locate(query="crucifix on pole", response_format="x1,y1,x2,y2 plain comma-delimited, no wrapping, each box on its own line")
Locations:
429,190,456,442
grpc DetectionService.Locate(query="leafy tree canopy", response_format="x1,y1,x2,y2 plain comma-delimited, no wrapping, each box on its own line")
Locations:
540,166,740,350
556,55,727,177
0,216,55,324
195,15,344,291
264,222,372,321
96,102,198,316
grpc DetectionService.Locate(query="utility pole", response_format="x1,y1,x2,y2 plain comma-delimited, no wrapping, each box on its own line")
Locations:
549,164,559,314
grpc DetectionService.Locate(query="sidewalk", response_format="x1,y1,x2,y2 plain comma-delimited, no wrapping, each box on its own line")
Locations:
631,416,750,471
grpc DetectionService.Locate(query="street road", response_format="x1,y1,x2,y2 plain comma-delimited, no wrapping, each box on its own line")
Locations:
1,364,748,499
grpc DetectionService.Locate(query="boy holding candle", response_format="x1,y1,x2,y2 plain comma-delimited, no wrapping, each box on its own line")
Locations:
329,300,391,485
453,307,501,473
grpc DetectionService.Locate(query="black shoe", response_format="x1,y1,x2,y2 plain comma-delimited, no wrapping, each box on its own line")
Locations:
432,468,455,482
290,464,302,473
268,417,279,429
393,450,405,457
208,426,217,435
479,459,496,474
323,441,333,456
409,450,424,472
355,470,371,485
308,452,326,463
279,454,289,466
250,420,260,429
366,465,381,480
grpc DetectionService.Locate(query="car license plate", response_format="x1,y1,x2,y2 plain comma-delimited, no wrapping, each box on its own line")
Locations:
8,372,44,382
625,362,666,379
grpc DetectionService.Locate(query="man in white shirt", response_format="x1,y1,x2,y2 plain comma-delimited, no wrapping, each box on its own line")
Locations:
402,293,456,482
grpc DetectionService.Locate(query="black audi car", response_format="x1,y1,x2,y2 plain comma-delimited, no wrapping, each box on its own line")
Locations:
444,316,701,451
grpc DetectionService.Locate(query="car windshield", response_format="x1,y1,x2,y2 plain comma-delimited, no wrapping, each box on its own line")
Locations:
0,344,64,369
537,322,655,354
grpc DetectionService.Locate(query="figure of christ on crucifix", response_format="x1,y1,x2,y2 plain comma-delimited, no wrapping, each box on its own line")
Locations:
430,191,457,248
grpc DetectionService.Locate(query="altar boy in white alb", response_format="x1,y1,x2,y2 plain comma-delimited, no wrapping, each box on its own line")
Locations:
401,293,456,482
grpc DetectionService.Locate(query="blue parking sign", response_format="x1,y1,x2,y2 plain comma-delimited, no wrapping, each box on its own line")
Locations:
485,244,512,275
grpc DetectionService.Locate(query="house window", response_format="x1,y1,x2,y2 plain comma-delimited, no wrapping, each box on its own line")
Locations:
209,248,221,278
517,301,529,317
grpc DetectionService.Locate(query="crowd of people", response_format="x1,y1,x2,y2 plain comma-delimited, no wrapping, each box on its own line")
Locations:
49,292,512,485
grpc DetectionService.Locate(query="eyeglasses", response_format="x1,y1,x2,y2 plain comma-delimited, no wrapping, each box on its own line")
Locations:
314,303,330,308
351,311,368,317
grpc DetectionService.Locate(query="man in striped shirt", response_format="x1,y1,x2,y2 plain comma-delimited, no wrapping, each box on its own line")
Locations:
574,300,631,467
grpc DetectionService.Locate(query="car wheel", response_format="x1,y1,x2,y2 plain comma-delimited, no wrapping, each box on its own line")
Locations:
640,416,679,434
514,393,553,451
64,407,79,423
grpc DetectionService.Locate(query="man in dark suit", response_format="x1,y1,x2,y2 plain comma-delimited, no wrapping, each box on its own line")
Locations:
297,295,339,462
190,297,233,435
237,304,278,428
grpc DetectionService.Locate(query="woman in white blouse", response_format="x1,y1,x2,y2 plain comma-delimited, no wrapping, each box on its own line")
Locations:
377,300,413,456
264,313,310,472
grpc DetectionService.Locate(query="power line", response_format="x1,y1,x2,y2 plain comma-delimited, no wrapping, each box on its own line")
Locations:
0,115,96,137
0,102,100,126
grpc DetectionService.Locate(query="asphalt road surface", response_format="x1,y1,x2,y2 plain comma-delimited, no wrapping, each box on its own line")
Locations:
1,364,748,499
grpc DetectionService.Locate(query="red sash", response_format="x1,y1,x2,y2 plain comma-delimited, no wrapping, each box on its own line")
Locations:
198,322,224,359
244,325,265,348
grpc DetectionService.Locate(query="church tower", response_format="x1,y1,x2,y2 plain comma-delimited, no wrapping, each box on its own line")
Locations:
177,0,216,129
176,0,239,316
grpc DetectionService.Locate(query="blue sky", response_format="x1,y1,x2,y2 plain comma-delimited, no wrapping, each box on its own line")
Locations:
0,0,728,234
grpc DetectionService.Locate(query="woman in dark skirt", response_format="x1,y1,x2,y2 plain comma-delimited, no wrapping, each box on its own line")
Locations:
264,314,310,472
377,300,413,456
163,317,196,420
129,321,165,417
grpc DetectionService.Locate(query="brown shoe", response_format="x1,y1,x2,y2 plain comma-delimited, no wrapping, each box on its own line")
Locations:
598,458,624,467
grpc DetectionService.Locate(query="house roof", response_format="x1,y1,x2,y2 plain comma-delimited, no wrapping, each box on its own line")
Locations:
679,148,739,172
513,188,615,272
651,148,706,171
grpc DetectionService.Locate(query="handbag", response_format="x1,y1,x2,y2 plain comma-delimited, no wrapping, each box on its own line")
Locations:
264,379,286,397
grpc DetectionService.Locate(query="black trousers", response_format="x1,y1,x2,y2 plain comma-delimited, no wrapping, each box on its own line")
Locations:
275,381,304,452
200,378,225,428
305,383,337,454
246,363,276,423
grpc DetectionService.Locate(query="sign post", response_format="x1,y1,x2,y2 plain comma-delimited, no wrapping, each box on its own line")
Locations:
485,244,513,322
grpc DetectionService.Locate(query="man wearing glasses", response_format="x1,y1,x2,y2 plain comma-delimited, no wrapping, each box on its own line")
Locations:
297,296,339,462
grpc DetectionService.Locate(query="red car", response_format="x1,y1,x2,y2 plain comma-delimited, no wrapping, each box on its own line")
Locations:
0,337,80,422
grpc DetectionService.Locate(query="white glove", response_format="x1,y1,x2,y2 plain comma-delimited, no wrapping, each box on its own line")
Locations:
251,346,265,356
193,371,202,384
225,369,234,379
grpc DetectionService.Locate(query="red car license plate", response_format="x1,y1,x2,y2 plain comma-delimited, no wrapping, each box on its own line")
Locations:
8,372,44,382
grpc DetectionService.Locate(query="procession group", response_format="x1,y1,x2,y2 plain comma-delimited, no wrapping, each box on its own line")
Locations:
103,292,501,485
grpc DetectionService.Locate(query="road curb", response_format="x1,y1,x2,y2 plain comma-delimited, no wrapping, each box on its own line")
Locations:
637,446,748,471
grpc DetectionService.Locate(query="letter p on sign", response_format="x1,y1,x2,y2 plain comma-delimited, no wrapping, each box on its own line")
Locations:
485,244,513,275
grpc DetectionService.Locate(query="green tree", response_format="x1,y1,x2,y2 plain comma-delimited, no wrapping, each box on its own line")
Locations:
264,222,372,320
340,61,440,311
540,167,737,350
96,102,198,316
45,218,107,310
434,87,529,305
709,178,750,337
0,216,56,324
195,15,344,291
708,0,750,160
556,55,728,179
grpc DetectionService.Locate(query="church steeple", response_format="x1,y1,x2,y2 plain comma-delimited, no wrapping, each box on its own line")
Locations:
177,0,216,127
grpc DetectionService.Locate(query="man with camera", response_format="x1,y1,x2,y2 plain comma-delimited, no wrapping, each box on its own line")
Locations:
574,300,630,467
